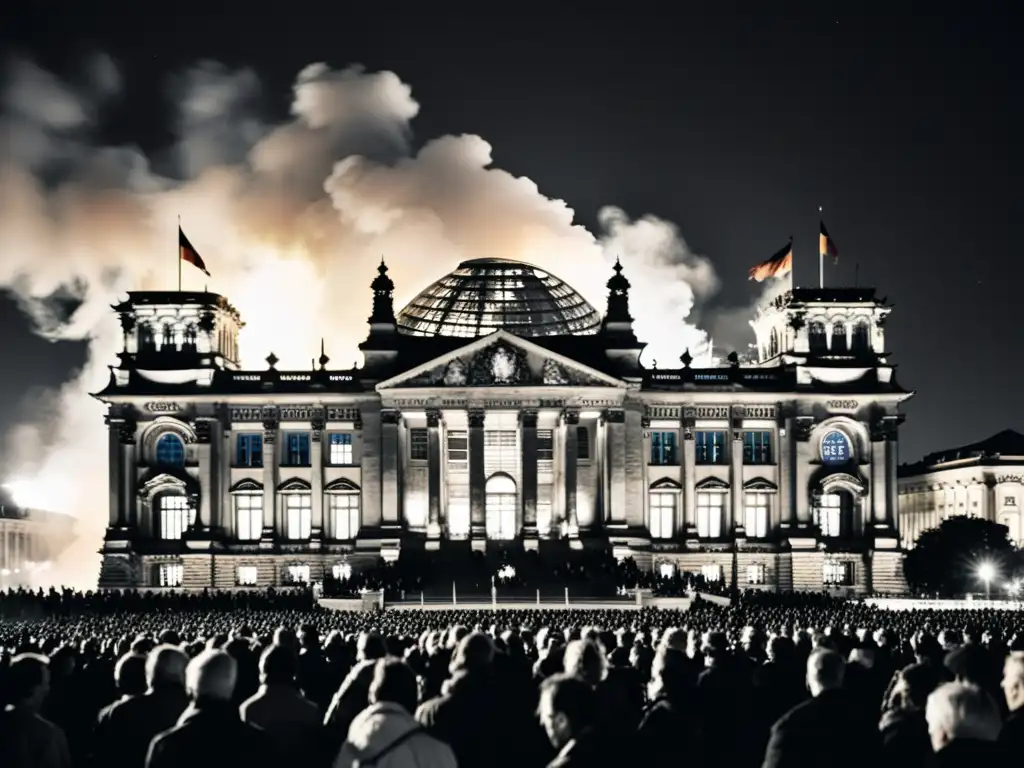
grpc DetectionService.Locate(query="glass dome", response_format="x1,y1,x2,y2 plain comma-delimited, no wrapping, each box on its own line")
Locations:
396,258,602,338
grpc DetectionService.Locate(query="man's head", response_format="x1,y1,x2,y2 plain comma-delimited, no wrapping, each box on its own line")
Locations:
146,644,188,691
114,653,148,697
357,631,387,662
806,648,845,697
185,649,237,703
562,639,607,687
537,673,596,750
449,632,494,675
1001,652,1024,713
368,658,418,713
925,682,1001,752
5,653,50,712
259,644,298,687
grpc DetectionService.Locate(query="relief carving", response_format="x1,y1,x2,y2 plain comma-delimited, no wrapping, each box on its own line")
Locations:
603,409,626,424
519,409,538,428
469,344,528,386
310,408,326,443
563,409,580,426
193,420,212,444
542,359,569,385
794,418,815,442
468,409,486,428
118,419,137,445
381,409,403,426
443,358,468,387
426,409,442,428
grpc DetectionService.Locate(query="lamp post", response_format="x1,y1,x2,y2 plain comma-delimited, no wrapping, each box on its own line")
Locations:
977,562,996,600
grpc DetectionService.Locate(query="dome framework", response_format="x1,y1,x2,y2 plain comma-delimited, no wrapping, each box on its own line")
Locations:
396,258,602,339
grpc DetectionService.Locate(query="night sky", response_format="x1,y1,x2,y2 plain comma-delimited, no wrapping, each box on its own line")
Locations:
1,3,1019,464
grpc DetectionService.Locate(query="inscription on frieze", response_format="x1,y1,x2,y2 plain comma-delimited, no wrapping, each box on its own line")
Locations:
744,405,776,420
326,407,361,422
826,400,860,411
145,402,185,414
695,406,729,419
229,407,263,422
646,406,681,419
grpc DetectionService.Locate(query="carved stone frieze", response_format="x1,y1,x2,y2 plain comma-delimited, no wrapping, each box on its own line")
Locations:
794,418,815,442
603,409,626,424
193,420,212,444
426,409,442,428
541,359,569,385
562,409,580,426
443,358,468,386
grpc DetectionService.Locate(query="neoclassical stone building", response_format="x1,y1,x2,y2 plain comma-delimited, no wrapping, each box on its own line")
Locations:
897,429,1024,548
95,257,912,593
0,501,77,586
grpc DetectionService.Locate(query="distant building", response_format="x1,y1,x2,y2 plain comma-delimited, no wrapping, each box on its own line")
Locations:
897,429,1024,547
0,497,77,585
93,258,912,594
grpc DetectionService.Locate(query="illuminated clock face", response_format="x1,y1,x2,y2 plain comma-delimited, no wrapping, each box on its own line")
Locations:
491,348,516,383
820,430,852,465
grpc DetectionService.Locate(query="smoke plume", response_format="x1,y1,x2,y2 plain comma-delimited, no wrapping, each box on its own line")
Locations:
0,54,758,589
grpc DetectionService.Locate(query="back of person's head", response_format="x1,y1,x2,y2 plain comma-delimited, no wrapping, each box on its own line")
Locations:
892,662,941,710
563,639,607,687
944,643,993,688
131,637,156,656
806,648,845,696
146,644,188,690
273,627,297,649
4,653,50,709
358,631,387,662
702,631,729,661
539,673,597,743
260,644,298,686
651,646,688,701
185,649,237,703
450,632,494,674
114,652,148,696
925,682,1001,752
659,627,687,652
368,658,418,713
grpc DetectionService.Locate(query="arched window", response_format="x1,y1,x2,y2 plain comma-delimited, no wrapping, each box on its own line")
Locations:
485,474,517,540
155,434,185,467
831,321,848,353
159,494,191,539
769,328,779,358
851,321,870,353
808,322,827,353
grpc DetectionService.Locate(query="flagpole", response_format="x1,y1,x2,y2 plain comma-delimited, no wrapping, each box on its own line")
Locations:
177,215,182,293
818,249,824,289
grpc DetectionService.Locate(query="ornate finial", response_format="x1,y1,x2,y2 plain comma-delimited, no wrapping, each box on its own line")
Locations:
318,338,330,370
652,359,658,370
613,256,623,274
680,349,693,368
265,352,279,370
369,258,396,324
604,256,632,323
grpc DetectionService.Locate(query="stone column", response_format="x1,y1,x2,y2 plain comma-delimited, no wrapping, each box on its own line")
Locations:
794,418,814,526
194,419,213,529
563,409,580,537
380,409,402,527
682,408,697,535
106,416,121,527
360,408,382,530
777,410,793,528
469,409,486,540
520,410,538,537
121,426,137,527
218,406,232,536
310,409,325,540
870,423,887,527
605,409,627,525
426,409,442,540
261,408,279,537
730,407,744,536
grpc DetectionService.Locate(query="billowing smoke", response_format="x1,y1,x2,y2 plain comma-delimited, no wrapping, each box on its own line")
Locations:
0,54,759,589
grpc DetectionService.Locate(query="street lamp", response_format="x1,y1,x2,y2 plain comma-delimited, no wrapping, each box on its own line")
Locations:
977,562,996,600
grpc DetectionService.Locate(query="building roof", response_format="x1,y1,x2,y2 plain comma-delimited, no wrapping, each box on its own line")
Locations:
899,429,1024,475
396,258,602,339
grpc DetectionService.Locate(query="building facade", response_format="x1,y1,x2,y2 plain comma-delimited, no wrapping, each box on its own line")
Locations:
95,258,912,593
897,430,1024,548
0,503,77,586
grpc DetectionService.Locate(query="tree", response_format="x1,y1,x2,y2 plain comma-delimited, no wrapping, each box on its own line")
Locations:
903,515,1023,597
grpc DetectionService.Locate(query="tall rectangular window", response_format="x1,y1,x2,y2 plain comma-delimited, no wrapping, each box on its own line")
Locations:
282,432,310,466
650,431,678,465
447,430,468,468
328,433,353,465
815,494,842,537
447,486,470,538
695,431,726,464
701,564,723,582
159,495,190,540
537,430,554,472
328,494,360,540
577,427,590,460
236,566,258,586
742,431,772,464
285,493,312,540
234,494,263,540
236,434,263,468
484,431,518,475
823,560,852,586
744,492,769,538
648,492,677,539
158,563,183,587
287,565,311,584
746,564,766,585
409,429,428,461
696,492,724,538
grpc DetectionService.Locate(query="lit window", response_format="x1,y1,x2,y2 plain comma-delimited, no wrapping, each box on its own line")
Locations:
831,322,848,353
448,486,470,538
485,474,517,541
701,564,723,582
287,565,310,584
155,434,185,467
746,564,766,585
332,563,352,581
744,492,769,538
447,430,468,468
648,492,677,540
237,566,258,586
650,432,678,465
851,322,870,352
815,494,842,537
484,431,518,476
742,432,772,464
158,563,183,587
282,433,310,466
328,433,353,465
409,429,428,461
658,562,676,579
823,560,851,586
328,494,360,540
576,427,590,460
236,434,262,468
285,493,312,540
696,492,724,538
537,430,554,468
695,431,726,464
159,495,190,540
809,322,827,353
234,494,262,541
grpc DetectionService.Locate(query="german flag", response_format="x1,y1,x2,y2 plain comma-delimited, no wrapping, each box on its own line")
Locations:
179,226,210,277
820,220,838,263
749,239,793,282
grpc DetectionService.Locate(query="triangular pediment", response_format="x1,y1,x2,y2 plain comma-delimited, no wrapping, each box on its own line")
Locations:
377,331,624,390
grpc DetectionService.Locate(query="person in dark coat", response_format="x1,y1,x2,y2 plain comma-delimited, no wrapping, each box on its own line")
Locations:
0,653,72,768
924,681,1004,767
761,648,881,768
538,673,604,768
878,662,940,768
637,645,702,766
93,646,189,768
998,651,1024,755
145,649,271,768
323,630,388,755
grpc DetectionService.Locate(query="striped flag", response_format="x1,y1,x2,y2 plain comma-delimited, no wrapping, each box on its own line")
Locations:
179,226,211,277
749,239,793,282
820,221,839,264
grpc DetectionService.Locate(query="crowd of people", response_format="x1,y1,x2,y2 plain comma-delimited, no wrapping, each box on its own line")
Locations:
0,587,1022,768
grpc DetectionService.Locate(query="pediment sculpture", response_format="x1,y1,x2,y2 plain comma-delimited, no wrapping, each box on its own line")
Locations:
542,358,568,385
443,358,468,386
469,344,528,386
